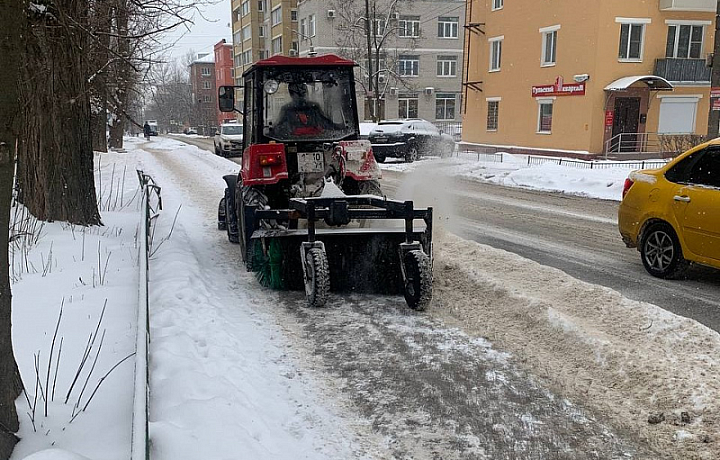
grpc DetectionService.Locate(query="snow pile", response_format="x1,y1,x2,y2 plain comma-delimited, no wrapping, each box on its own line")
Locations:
11,151,141,459
432,231,720,459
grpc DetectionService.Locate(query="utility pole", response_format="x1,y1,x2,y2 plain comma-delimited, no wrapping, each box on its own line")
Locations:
365,0,375,121
707,0,720,139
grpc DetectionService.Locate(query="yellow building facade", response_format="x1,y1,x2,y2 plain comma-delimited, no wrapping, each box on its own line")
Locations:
462,0,716,156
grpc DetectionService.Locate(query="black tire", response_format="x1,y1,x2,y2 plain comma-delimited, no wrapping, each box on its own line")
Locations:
374,152,386,163
218,196,227,230
358,179,383,197
214,143,221,156
225,188,239,244
304,247,329,308
402,250,432,310
640,222,688,279
238,186,271,270
405,146,419,163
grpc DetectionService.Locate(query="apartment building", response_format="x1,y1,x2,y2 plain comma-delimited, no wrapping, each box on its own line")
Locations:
231,0,298,83
214,39,237,125
189,53,217,135
296,0,466,123
463,0,716,156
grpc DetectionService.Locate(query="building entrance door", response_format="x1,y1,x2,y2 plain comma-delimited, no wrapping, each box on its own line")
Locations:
612,97,641,152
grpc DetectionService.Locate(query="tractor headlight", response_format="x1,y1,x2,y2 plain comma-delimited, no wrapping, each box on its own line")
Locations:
264,79,279,94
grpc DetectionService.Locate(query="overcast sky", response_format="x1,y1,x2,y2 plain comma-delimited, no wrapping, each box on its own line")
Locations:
162,0,233,62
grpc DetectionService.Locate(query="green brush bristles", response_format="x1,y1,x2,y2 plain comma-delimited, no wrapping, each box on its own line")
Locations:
253,238,286,290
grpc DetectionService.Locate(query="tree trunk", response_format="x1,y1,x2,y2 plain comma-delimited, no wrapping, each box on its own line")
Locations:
0,0,26,458
108,0,133,150
18,0,102,226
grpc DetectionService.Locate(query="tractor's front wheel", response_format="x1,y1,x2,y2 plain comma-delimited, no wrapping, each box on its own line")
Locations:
402,250,432,311
225,188,239,243
304,247,329,308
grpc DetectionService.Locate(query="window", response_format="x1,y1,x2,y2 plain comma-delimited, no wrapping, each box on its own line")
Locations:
398,55,419,77
489,36,503,71
399,16,420,37
373,18,386,36
666,24,706,59
258,0,265,11
300,18,306,37
309,14,316,37
492,0,503,10
204,95,212,103
437,55,457,77
242,24,251,41
538,100,553,133
667,149,720,187
201,67,211,76
242,49,252,65
271,6,282,26
540,26,559,66
291,41,299,52
234,8,241,23
617,19,649,61
202,81,211,89
438,17,459,38
241,0,250,17
436,93,456,120
398,97,418,118
259,25,265,37
487,99,499,130
233,31,242,44
291,9,297,21
272,36,282,55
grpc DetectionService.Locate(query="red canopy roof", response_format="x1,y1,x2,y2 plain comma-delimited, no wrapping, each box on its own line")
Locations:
252,54,357,68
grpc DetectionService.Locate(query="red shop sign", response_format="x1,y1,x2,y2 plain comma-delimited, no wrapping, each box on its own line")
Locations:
532,76,586,97
604,110,614,127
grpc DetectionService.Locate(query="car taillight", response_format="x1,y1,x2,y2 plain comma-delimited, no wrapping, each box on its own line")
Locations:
622,178,634,198
259,154,283,166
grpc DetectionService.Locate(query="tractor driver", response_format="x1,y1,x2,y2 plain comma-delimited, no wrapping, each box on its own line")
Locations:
274,82,341,137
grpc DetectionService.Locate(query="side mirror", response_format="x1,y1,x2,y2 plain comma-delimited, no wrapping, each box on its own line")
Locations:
218,86,236,113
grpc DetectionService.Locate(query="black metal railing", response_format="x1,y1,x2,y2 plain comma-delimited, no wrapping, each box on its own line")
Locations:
654,58,710,83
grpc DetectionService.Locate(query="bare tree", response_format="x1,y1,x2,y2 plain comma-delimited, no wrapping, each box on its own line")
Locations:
331,0,418,121
146,59,193,132
0,0,25,458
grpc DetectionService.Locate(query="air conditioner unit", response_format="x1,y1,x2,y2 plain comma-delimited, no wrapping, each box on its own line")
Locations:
390,12,399,20
327,9,336,18
424,87,434,95
389,87,398,96
289,49,298,56
377,74,387,84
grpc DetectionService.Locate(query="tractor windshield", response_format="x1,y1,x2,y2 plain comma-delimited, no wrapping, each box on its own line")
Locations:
262,68,358,142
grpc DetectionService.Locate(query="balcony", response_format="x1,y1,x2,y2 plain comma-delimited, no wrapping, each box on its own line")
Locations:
654,58,711,83
659,0,715,12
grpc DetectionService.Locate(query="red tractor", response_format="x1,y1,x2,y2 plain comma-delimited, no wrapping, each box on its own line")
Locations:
217,54,433,310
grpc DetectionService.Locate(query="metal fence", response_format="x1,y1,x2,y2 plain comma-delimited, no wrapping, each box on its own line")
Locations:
435,121,462,141
526,155,667,170
133,170,162,460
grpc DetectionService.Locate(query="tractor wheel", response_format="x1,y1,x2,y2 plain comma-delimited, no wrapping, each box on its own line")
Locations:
239,186,271,270
402,250,432,311
640,222,688,279
405,146,419,163
225,188,239,244
358,179,383,197
218,196,227,230
304,247,329,308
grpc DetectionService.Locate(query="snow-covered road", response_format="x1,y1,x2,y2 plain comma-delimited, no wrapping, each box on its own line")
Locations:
133,136,720,460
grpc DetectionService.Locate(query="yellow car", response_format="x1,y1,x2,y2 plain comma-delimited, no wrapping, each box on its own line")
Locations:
618,139,720,278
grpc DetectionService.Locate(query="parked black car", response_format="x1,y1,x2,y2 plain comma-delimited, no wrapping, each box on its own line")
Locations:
368,119,455,163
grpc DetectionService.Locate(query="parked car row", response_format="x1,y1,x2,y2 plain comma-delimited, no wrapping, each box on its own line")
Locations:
367,119,455,163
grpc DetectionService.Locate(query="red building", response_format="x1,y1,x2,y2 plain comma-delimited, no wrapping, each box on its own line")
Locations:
214,39,236,125
189,53,217,135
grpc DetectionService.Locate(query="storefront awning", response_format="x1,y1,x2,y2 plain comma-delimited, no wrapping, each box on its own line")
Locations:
604,75,674,91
